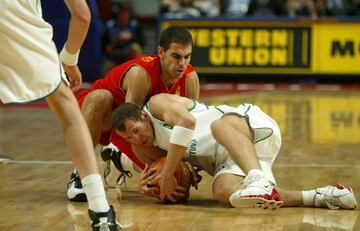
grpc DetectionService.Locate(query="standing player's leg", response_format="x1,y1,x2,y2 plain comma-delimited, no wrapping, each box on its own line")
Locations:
67,89,114,201
46,82,119,230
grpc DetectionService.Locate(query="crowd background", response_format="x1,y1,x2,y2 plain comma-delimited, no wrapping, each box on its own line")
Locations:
42,0,360,82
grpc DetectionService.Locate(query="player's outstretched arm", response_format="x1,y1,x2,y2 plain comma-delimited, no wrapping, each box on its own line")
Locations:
148,94,196,201
61,0,91,90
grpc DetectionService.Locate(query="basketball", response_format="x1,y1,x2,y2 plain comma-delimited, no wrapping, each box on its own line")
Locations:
149,156,193,203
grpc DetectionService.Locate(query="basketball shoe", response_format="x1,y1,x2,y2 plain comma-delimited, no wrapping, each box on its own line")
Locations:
314,184,357,209
67,169,87,202
88,205,121,231
101,143,132,188
229,171,283,209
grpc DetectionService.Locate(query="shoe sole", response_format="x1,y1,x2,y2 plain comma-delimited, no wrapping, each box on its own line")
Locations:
68,193,87,202
231,197,283,210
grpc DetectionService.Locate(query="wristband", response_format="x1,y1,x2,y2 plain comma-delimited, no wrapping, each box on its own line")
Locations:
59,43,80,66
170,126,194,147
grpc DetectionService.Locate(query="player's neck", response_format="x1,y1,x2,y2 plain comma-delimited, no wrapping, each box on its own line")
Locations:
160,71,177,89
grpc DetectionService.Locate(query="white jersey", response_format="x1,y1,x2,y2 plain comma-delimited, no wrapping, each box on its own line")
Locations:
144,101,282,179
0,0,66,103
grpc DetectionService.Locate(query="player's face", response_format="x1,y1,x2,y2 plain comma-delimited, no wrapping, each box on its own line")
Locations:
116,114,154,146
159,42,192,79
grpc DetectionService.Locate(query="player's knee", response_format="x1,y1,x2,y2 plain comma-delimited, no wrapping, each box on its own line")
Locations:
84,90,112,107
82,90,113,116
210,119,225,139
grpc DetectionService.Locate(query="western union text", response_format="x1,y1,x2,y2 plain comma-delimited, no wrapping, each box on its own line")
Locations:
189,28,290,66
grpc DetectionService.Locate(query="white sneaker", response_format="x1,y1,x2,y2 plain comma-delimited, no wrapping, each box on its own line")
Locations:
314,184,357,209
229,173,283,209
88,205,121,231
67,169,87,202
101,143,132,188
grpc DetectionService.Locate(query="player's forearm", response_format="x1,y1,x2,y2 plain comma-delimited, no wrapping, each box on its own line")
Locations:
163,146,187,176
64,0,91,53
186,73,200,100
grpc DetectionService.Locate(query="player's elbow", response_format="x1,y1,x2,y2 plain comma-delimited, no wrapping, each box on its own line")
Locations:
179,114,196,130
75,11,91,27
71,8,91,27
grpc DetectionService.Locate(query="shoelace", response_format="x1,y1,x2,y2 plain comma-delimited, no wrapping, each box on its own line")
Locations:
243,174,266,186
103,148,134,187
67,172,81,189
320,187,343,209
116,170,133,186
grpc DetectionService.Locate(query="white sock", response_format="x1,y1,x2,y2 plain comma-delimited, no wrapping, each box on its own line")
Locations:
302,190,316,206
120,153,134,172
82,174,110,212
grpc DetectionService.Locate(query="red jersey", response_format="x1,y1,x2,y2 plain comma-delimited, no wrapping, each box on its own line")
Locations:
79,54,194,106
77,54,195,169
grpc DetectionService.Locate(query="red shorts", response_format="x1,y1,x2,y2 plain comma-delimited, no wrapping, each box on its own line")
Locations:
77,90,145,169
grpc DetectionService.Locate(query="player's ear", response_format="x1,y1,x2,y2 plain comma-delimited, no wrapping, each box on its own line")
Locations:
157,46,164,57
141,110,147,120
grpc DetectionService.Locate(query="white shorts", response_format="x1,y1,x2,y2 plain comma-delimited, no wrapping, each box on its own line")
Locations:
0,0,66,104
211,104,282,185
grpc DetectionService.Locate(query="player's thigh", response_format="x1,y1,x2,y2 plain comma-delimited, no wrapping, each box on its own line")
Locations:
211,114,253,141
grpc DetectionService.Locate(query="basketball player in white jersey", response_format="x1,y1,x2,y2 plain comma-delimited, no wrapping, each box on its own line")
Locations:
0,1,119,230
112,93,357,210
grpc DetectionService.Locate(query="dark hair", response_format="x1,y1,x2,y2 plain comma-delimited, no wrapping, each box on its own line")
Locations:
112,103,143,131
159,26,193,51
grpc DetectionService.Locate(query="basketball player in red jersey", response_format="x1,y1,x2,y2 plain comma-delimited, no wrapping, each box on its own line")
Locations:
67,26,200,202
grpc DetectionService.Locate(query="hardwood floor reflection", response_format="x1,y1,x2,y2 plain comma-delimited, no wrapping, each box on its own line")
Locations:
0,89,359,231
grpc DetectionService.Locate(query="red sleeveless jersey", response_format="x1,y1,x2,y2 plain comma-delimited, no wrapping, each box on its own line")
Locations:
77,54,195,169
79,54,194,107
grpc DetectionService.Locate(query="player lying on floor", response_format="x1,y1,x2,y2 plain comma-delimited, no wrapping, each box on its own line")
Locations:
111,93,357,209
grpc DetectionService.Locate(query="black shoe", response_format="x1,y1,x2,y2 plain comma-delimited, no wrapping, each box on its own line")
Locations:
88,205,121,231
101,143,132,188
67,170,87,202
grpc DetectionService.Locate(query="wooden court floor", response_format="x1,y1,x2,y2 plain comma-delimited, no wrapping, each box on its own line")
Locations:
0,87,359,231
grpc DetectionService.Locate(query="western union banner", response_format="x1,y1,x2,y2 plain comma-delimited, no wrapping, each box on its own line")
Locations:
160,19,360,75
313,23,360,74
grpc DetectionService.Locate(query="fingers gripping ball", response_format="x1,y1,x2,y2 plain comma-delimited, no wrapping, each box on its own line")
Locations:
149,157,194,203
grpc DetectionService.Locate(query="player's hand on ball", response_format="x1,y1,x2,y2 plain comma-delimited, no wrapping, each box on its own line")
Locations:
156,172,186,202
184,161,202,190
139,164,160,199
143,157,198,203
